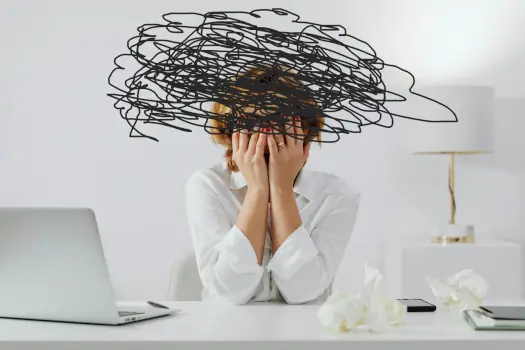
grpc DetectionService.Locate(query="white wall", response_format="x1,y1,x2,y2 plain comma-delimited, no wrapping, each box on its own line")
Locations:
1,0,525,300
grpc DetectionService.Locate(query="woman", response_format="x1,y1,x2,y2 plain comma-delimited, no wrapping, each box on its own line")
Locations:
185,66,360,304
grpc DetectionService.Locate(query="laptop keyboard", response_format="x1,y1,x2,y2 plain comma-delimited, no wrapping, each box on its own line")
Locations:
119,311,145,317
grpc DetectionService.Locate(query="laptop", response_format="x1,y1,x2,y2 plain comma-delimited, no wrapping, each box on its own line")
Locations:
0,207,173,325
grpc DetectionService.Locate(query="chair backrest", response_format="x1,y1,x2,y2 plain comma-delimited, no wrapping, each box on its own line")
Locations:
167,251,203,301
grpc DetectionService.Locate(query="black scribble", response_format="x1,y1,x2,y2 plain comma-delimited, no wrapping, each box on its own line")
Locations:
107,8,458,143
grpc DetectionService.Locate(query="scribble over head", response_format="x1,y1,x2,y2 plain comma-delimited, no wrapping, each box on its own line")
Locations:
209,65,324,172
107,9,458,145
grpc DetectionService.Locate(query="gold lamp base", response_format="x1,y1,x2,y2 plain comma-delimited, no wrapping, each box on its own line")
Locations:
431,224,475,244
413,151,484,246
431,235,475,244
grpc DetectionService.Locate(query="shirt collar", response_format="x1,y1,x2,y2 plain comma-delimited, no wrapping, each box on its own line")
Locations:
229,167,315,201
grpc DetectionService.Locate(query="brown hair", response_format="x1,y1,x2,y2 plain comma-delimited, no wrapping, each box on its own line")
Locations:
209,66,324,172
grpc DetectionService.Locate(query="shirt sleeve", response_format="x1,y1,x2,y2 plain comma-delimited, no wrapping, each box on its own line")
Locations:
185,173,264,304
267,192,360,304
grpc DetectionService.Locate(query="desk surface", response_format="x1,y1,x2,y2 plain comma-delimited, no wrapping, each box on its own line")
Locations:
1,301,525,350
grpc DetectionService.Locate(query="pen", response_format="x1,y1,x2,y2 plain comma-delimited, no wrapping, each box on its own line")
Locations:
147,301,170,309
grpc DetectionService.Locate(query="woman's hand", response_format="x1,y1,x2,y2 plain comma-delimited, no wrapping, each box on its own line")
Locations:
233,128,270,263
267,117,311,191
232,128,269,192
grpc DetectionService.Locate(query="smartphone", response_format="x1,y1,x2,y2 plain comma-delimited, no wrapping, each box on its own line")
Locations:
397,298,436,312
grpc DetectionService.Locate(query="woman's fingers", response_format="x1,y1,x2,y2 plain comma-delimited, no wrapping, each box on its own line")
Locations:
284,116,296,147
255,128,267,157
272,122,285,148
267,131,278,156
247,127,260,155
294,116,304,147
239,129,249,151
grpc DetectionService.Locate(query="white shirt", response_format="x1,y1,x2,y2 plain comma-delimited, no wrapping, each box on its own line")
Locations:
185,162,360,305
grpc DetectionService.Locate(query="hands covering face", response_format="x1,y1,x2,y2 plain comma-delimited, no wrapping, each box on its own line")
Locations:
231,116,310,192
266,116,310,190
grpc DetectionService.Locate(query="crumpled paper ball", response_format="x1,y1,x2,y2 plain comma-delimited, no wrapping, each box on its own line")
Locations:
426,269,488,310
317,264,407,333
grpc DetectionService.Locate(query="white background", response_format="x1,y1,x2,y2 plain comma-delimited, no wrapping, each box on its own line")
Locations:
1,0,525,300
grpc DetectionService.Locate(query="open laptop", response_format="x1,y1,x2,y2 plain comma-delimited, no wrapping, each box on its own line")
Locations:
0,207,173,325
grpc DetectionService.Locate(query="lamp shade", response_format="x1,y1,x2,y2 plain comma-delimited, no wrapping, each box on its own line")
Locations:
408,86,494,154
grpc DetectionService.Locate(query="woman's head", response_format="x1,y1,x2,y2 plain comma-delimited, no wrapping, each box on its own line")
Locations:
209,65,324,172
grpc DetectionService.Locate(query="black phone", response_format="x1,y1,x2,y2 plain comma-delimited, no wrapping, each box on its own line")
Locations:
397,298,436,312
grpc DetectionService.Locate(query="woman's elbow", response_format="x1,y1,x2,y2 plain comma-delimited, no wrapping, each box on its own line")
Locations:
208,277,260,305
202,259,263,305
278,281,329,305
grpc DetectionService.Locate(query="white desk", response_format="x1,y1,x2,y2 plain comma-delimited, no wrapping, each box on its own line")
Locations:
1,301,525,350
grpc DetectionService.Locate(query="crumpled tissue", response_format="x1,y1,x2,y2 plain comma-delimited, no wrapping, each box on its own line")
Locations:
426,269,488,309
317,264,407,333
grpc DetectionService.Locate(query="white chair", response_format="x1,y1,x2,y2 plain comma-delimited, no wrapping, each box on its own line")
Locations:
166,251,203,301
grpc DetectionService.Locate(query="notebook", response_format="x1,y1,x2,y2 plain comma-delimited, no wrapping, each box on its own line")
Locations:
463,308,525,331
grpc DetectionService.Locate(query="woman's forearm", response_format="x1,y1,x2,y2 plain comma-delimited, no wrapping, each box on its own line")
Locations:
270,186,302,252
236,187,269,264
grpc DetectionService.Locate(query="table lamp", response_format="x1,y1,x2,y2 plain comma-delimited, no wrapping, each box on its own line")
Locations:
409,85,494,244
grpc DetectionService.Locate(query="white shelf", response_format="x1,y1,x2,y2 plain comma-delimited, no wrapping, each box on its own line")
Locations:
383,238,524,301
